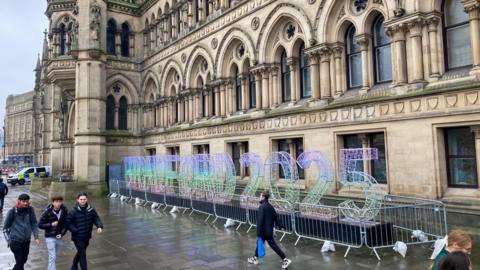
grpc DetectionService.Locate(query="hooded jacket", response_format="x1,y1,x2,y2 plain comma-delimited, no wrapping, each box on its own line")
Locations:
66,203,103,241
3,206,39,243
38,204,68,238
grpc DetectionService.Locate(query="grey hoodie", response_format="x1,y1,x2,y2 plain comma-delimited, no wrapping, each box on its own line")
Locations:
3,207,39,243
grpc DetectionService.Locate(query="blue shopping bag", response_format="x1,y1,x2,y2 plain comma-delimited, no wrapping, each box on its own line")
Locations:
257,237,265,258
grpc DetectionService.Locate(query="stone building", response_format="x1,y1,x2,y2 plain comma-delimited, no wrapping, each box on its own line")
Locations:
27,0,480,203
5,90,36,165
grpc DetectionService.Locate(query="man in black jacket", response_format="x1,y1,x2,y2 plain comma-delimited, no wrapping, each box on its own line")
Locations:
38,195,68,270
3,193,40,270
66,192,103,270
247,191,292,269
0,178,8,211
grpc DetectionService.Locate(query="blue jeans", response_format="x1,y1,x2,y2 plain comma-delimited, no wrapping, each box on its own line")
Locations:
46,237,62,270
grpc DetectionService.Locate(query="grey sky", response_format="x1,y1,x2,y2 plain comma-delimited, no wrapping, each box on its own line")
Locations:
0,1,48,126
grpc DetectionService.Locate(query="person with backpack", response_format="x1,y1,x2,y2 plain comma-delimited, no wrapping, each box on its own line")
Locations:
0,178,8,211
38,195,68,270
66,192,103,270
3,193,40,270
247,190,292,269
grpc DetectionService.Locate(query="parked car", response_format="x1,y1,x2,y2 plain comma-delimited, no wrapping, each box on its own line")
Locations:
7,166,51,185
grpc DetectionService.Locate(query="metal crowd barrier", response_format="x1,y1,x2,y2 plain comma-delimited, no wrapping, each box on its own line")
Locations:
190,188,215,222
293,196,448,260
211,193,248,230
108,175,447,260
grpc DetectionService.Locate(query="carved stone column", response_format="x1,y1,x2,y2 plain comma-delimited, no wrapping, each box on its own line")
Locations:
357,34,371,92
464,3,480,73
227,81,234,115
196,91,202,120
178,99,184,123
307,52,320,99
320,47,332,99
189,95,194,122
427,17,441,78
287,58,298,103
271,66,279,107
407,19,425,82
254,70,262,110
206,90,212,117
240,75,248,112
333,46,344,95
115,30,121,55
143,30,148,56
214,86,221,116
129,34,135,57
220,83,226,116
150,25,155,51
114,105,119,129
261,68,270,109
188,0,194,28
389,25,407,85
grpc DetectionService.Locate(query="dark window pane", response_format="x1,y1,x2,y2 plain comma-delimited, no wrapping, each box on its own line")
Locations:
375,46,392,82
249,73,256,108
232,143,241,176
446,127,478,187
281,50,291,102
370,133,387,184
348,53,362,88
118,96,128,130
106,95,115,130
121,23,130,57
445,0,469,26
235,67,242,111
107,20,116,55
446,25,473,69
295,139,305,179
299,43,311,98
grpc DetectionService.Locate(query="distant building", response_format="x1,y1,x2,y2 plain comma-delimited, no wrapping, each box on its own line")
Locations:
4,91,35,165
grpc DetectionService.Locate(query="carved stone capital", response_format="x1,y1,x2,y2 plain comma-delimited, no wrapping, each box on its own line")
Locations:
426,17,440,32
406,18,425,37
355,34,371,50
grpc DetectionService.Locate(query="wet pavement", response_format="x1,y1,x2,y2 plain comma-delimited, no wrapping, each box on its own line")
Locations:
0,185,477,270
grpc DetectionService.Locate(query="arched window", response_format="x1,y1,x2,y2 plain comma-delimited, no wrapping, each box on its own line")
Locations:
346,25,362,89
249,73,256,109
373,16,392,83
444,0,472,69
118,96,128,130
235,67,242,111
299,43,311,98
280,49,291,102
59,24,67,55
107,19,117,55
121,23,130,57
106,95,115,130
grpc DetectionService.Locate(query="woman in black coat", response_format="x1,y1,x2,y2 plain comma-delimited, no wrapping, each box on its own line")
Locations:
248,191,292,269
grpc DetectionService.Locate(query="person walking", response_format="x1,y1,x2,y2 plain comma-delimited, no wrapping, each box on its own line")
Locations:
0,178,8,211
247,191,292,269
3,193,40,270
38,195,68,270
66,192,103,270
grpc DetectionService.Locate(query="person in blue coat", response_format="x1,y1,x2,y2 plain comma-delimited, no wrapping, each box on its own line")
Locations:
66,192,103,270
248,191,292,269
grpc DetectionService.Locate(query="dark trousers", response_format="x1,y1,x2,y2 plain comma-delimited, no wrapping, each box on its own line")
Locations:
10,240,30,270
71,239,90,270
0,196,4,210
255,236,286,260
